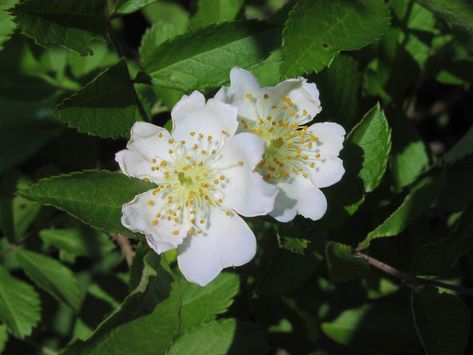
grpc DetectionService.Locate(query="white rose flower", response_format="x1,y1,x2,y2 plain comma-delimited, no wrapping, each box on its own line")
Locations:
116,91,277,286
215,68,346,223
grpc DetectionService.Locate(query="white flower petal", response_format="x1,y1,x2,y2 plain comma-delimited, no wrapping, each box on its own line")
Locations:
258,78,322,124
270,175,327,223
308,122,346,157
213,133,277,217
215,67,261,122
309,156,345,188
177,207,256,286
116,122,174,180
121,190,188,254
171,91,238,141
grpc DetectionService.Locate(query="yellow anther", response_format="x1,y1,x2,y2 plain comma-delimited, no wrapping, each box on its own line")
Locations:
147,200,154,206
168,138,174,144
201,150,207,155
168,149,174,154
245,93,253,99
303,109,308,116
282,97,293,105
158,132,163,138
316,153,321,158
190,131,196,136
267,115,272,121
225,211,234,217
172,230,179,236
199,219,205,224
180,140,186,145
152,219,158,225
219,175,225,180
238,160,244,166
207,135,213,141
264,94,269,99
152,158,157,163
160,160,167,167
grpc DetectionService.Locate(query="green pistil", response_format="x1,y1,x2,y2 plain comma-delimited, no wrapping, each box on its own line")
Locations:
177,172,193,185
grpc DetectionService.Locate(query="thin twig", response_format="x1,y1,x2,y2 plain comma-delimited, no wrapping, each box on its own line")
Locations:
355,250,473,297
104,0,149,122
113,234,135,266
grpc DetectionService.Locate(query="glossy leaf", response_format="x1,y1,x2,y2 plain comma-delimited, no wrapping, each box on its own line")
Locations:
349,104,391,192
0,0,20,50
16,249,81,310
13,0,106,55
63,253,181,354
19,170,154,236
358,173,444,250
180,272,239,330
414,0,473,33
281,0,390,76
143,21,280,92
167,319,265,355
190,0,243,29
116,0,155,14
0,266,41,339
0,174,41,243
55,60,141,139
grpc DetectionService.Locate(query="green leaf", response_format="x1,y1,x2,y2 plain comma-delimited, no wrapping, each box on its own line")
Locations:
142,1,189,32
325,242,370,283
0,174,41,243
143,21,280,92
190,0,243,30
411,286,470,355
321,304,419,352
277,234,309,255
180,272,239,331
55,60,141,139
349,104,391,192
413,198,473,275
0,324,7,353
414,0,473,33
167,319,265,355
140,21,186,69
318,105,391,229
445,125,473,165
63,253,181,355
0,266,41,339
40,227,115,258
390,114,429,190
281,0,390,77
16,249,81,310
358,173,444,250
19,170,154,236
316,54,361,129
116,0,156,14
13,0,106,55
0,0,20,50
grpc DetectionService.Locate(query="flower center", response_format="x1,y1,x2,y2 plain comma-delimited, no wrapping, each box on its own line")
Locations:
145,130,241,236
241,95,320,183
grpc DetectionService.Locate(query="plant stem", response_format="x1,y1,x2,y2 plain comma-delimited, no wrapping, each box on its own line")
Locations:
113,234,135,266
355,250,473,297
104,0,149,122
